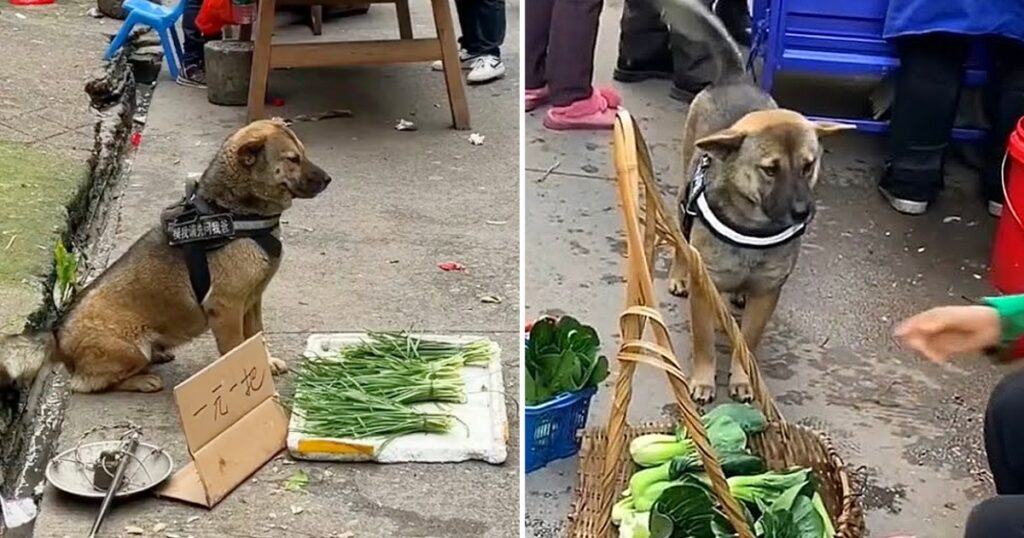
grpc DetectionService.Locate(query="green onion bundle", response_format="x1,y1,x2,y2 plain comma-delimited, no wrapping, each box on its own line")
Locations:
294,357,467,404
292,387,452,438
347,331,493,366
290,333,493,440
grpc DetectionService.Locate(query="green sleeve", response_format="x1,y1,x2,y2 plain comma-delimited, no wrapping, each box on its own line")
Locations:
983,295,1024,344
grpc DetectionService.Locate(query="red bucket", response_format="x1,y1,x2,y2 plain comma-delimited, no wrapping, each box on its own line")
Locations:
991,116,1024,294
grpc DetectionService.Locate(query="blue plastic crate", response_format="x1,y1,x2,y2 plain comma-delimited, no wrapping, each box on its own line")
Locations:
525,386,597,473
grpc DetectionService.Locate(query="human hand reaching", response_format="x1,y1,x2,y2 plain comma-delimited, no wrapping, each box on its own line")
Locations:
894,305,1002,363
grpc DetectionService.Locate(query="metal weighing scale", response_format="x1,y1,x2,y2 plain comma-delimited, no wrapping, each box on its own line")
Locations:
45,426,173,537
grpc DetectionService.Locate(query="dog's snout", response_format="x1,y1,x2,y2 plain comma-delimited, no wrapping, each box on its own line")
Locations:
323,174,333,186
791,200,812,221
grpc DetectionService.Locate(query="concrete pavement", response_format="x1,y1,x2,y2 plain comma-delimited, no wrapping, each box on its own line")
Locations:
525,2,1005,537
30,2,521,537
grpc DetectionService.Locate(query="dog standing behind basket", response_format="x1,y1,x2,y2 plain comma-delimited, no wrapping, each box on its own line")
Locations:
561,111,865,538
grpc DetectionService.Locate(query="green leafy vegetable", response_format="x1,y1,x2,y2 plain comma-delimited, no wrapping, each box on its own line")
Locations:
703,403,769,435
525,316,609,405
650,482,716,538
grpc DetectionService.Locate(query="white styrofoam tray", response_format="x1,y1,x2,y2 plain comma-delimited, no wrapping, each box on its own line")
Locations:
287,333,508,464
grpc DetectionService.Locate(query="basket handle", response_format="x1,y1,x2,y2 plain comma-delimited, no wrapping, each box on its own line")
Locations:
596,111,756,538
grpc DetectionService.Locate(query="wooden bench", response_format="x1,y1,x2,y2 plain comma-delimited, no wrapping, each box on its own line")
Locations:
247,0,470,129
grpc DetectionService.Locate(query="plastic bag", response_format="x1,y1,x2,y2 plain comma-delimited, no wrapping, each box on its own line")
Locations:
196,0,234,36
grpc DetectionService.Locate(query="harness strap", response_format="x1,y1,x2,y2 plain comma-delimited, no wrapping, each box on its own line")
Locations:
680,153,811,250
165,181,283,305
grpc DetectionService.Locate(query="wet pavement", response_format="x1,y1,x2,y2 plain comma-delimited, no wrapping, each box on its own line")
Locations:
524,2,1008,537
29,2,521,537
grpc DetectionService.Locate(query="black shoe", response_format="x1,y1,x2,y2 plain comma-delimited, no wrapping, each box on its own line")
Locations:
614,57,673,83
669,83,706,103
176,64,207,89
878,165,935,215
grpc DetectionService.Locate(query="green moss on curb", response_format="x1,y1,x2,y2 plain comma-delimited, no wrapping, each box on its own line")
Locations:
0,141,87,333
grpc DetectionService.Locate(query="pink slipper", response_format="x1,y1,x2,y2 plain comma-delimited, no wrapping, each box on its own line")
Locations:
526,86,621,113
525,87,549,112
543,88,622,131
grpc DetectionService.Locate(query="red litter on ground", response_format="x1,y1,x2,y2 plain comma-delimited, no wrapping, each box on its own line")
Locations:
270,98,286,107
9,0,55,5
130,132,142,147
438,262,464,271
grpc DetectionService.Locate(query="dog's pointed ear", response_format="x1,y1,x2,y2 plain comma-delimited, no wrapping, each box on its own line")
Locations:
236,135,265,167
813,121,856,136
695,129,746,159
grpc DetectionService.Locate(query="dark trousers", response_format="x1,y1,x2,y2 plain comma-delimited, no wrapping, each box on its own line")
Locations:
455,0,505,58
967,369,1024,537
181,0,206,68
885,33,1024,204
525,0,603,106
616,0,748,91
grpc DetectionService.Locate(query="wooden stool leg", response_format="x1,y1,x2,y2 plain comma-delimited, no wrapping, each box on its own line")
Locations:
310,5,323,36
429,0,469,129
395,0,412,39
247,0,277,122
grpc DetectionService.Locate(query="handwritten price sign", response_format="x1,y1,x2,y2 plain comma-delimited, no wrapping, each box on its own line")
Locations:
173,335,277,455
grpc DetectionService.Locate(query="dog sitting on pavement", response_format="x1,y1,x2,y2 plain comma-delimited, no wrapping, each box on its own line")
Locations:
0,119,331,393
660,0,852,404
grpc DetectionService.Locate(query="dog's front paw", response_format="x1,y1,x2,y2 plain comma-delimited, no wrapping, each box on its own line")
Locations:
151,349,176,364
729,379,754,403
668,278,689,298
118,374,164,393
268,357,289,375
690,382,716,405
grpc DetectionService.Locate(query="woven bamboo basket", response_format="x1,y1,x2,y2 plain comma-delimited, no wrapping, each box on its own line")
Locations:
565,110,865,538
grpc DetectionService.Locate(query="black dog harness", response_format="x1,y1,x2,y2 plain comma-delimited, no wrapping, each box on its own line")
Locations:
680,154,811,249
162,182,282,303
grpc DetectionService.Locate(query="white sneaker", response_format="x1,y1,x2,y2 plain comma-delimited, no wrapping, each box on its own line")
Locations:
466,55,505,84
431,49,479,71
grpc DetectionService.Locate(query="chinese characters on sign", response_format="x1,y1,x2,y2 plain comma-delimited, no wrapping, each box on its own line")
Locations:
192,364,268,422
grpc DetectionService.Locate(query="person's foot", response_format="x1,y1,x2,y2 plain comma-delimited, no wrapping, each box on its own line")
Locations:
466,55,505,84
990,200,1004,218
613,57,673,83
431,49,480,71
525,86,550,112
543,88,621,131
669,83,706,103
879,184,929,215
176,64,207,89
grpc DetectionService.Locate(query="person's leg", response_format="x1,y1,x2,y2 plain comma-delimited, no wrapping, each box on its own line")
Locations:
542,0,623,129
982,38,1024,216
546,0,603,106
713,0,751,47
880,33,969,214
614,0,673,83
964,496,1024,537
667,0,718,102
985,369,1024,494
525,0,554,91
473,0,505,58
433,0,482,71
454,0,481,54
178,0,219,86
465,0,506,84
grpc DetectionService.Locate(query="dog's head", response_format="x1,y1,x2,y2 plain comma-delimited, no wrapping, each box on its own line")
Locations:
215,119,332,213
696,109,853,227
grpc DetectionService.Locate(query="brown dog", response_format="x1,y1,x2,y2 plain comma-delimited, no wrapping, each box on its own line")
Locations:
660,0,851,404
1,119,331,393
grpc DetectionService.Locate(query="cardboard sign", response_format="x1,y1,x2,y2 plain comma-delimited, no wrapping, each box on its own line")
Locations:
157,333,288,508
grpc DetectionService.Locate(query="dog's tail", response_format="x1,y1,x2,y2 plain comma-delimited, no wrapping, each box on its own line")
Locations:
657,0,746,86
0,330,60,389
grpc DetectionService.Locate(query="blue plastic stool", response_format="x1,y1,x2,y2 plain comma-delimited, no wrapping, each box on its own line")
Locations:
748,0,990,142
103,0,186,80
